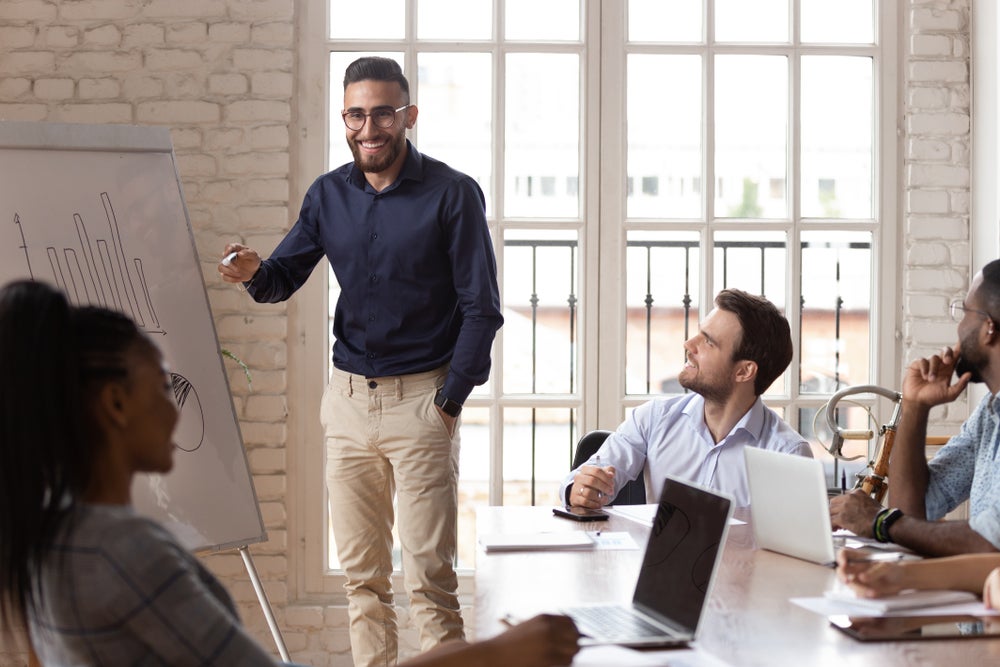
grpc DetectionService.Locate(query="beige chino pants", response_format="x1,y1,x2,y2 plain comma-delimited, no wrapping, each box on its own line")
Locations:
321,365,464,667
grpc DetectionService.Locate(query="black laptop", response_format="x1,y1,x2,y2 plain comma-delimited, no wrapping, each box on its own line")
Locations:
561,476,734,647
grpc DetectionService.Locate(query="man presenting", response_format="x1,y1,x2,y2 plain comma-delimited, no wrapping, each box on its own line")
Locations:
562,289,811,509
220,57,503,666
831,260,1000,556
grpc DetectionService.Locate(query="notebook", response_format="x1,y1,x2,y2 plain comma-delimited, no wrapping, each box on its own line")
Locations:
744,447,837,566
824,586,979,612
479,531,595,552
560,476,734,647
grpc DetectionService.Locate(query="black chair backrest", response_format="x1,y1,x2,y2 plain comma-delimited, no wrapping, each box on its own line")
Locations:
571,429,647,505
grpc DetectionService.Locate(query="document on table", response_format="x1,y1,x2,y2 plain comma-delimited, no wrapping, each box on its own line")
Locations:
479,531,595,552
823,587,979,613
791,591,999,618
590,531,639,550
574,645,733,666
478,531,639,552
605,504,746,527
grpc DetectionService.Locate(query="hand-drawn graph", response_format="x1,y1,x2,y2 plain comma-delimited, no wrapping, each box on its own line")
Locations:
13,192,204,453
15,192,163,334
1,122,265,554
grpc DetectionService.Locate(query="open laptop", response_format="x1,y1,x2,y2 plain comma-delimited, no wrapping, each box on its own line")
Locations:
744,446,837,566
560,476,734,647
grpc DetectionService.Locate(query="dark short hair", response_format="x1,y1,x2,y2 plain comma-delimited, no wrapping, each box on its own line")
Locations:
714,288,793,395
978,259,1000,320
343,56,409,102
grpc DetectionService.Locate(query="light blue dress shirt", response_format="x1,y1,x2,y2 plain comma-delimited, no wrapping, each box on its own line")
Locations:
925,391,1000,548
560,393,812,508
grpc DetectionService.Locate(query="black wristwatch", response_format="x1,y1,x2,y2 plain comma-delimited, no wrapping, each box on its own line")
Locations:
873,507,904,543
434,391,462,417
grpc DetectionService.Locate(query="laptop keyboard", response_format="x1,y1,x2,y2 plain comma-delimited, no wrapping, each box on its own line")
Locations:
568,604,674,641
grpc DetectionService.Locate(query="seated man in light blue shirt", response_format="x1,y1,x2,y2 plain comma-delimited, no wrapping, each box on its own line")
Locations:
561,288,812,508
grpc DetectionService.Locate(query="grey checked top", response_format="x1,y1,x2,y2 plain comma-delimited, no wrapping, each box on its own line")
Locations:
29,504,279,666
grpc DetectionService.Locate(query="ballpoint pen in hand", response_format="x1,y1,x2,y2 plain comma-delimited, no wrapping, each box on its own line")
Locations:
595,454,603,502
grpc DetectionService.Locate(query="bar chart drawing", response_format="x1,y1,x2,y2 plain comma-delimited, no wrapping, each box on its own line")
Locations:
17,192,163,335
13,191,202,452
1,121,265,553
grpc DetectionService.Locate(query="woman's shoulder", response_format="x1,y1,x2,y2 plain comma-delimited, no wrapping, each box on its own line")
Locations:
68,504,187,560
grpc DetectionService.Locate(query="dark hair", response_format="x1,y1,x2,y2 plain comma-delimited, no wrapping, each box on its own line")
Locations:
343,56,410,102
0,280,145,629
714,288,793,396
978,259,1000,320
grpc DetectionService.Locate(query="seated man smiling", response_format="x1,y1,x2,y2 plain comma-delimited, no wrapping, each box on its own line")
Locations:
561,288,811,509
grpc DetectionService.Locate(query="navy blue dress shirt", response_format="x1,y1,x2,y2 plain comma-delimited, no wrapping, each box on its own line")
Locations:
247,141,503,403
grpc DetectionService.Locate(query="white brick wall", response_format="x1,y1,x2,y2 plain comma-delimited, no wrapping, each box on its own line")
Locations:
0,0,309,664
0,1,975,666
903,0,973,429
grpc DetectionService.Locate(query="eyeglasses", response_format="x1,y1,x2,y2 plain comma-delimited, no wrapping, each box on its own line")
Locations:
341,104,410,131
949,299,994,323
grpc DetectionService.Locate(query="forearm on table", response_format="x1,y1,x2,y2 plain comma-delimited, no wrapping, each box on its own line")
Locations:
889,516,999,557
901,554,1000,593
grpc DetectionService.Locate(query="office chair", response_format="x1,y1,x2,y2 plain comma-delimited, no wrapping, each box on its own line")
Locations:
571,429,647,505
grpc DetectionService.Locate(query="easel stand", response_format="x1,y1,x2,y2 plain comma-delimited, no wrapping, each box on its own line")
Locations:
240,546,290,662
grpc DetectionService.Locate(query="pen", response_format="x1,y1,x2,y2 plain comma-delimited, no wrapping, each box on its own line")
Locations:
221,251,238,266
841,470,847,494
595,454,603,501
852,551,907,563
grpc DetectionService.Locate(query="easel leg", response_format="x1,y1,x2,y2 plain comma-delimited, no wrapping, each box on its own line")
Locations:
240,545,291,663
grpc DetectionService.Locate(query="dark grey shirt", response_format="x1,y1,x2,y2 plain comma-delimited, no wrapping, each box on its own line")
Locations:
29,504,278,666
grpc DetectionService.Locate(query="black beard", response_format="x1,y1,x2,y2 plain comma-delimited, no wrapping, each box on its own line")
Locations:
955,355,984,384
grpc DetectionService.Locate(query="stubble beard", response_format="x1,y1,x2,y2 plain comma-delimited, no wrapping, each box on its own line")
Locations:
678,367,733,403
956,328,986,384
349,130,406,175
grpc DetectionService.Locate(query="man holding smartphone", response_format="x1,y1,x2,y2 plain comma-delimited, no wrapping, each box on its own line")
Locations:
560,289,811,510
830,259,1000,557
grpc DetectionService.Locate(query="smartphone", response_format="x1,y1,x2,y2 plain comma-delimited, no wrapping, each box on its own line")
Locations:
552,506,610,522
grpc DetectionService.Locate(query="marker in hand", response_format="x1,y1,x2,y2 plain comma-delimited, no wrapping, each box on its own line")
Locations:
221,251,238,266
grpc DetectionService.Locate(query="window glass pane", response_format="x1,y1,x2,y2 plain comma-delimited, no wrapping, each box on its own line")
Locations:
801,0,874,44
506,0,580,41
800,231,872,392
801,56,873,219
330,0,404,39
625,230,701,396
457,406,490,569
417,53,494,215
627,55,702,219
505,54,580,218
418,0,492,40
715,0,789,42
798,405,870,493
628,0,703,43
715,55,787,219
329,52,403,170
502,407,578,505
713,229,788,395
503,229,579,394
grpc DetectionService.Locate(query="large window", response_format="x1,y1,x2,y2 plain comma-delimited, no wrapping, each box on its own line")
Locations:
298,0,898,596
